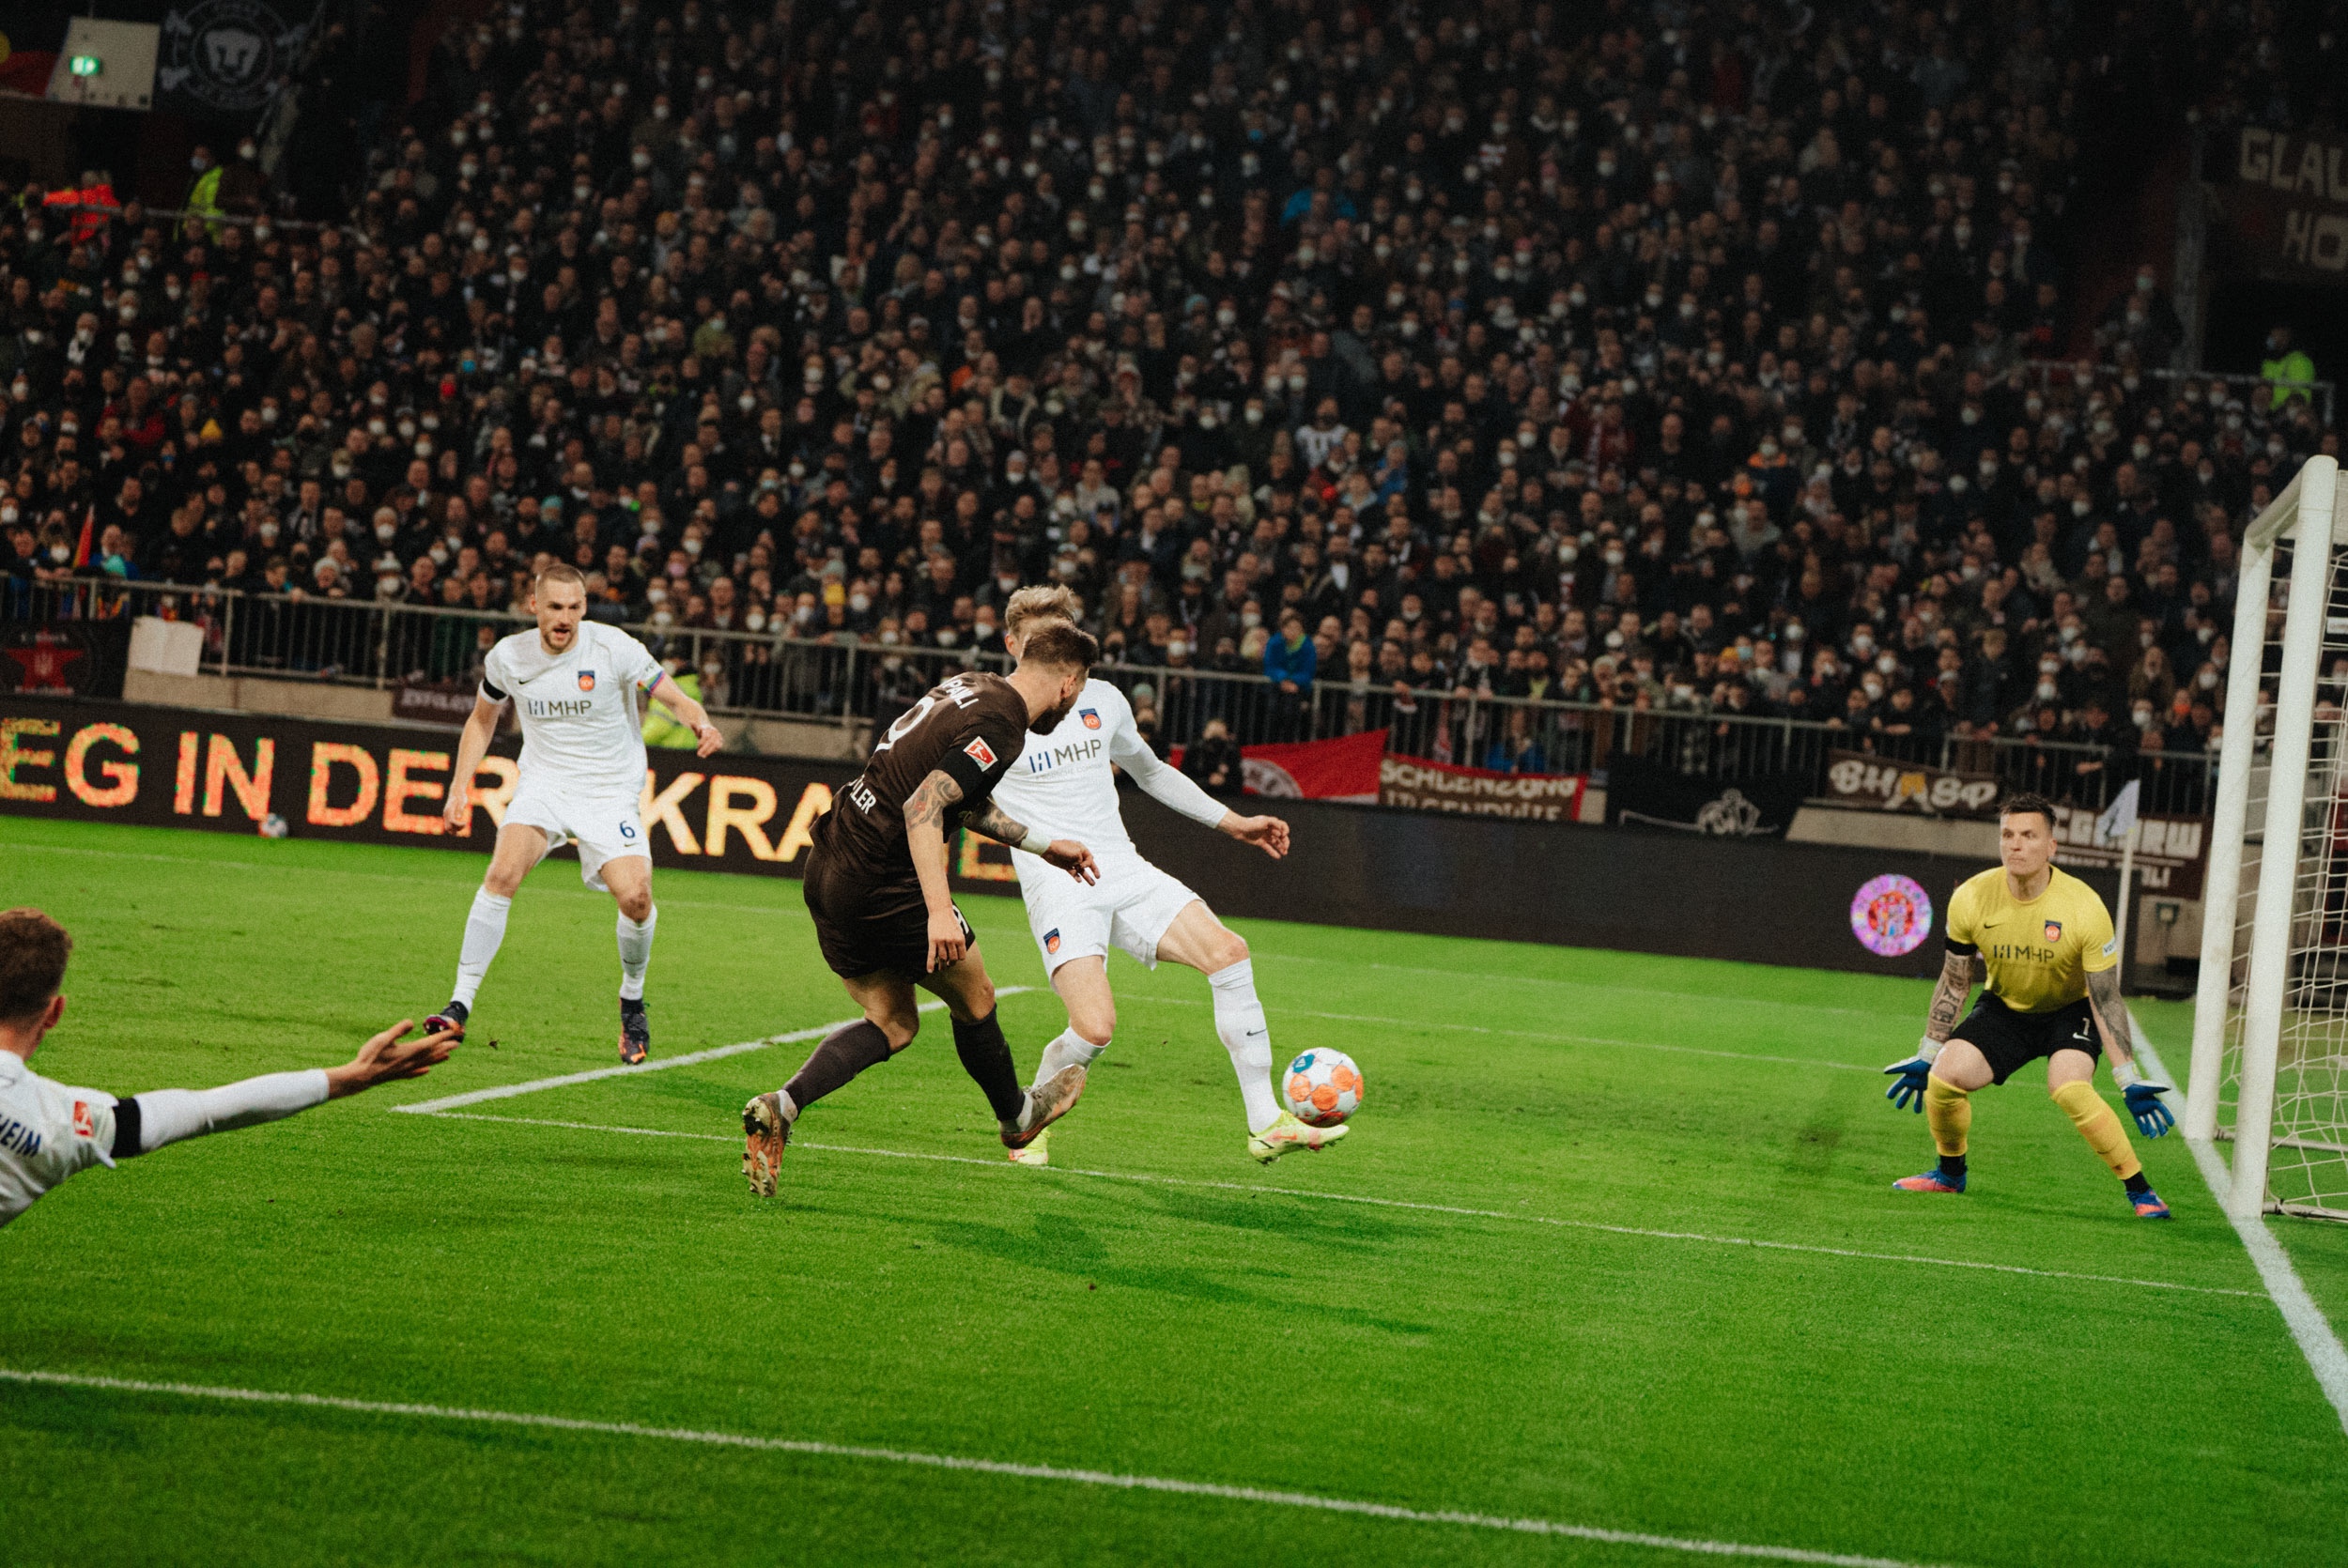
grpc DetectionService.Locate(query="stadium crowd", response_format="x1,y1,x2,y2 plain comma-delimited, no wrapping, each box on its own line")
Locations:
0,0,2334,798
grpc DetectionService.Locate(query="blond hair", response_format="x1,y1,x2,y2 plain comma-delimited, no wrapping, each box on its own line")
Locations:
1004,583,1082,638
533,561,588,598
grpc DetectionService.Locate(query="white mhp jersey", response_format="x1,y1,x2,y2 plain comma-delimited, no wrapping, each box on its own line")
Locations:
481,622,665,792
991,678,1228,866
0,1053,118,1227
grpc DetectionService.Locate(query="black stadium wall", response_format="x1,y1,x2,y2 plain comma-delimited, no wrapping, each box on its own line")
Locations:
0,699,2105,978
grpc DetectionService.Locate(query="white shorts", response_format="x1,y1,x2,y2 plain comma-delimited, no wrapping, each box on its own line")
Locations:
503,783,649,890
1018,851,1199,975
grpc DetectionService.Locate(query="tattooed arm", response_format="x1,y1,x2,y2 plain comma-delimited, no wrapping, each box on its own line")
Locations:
2085,967,2134,1068
965,800,1102,884
1924,948,1979,1046
2089,965,2177,1134
904,768,969,969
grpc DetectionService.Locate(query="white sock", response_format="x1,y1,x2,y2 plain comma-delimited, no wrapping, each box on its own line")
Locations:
452,889,512,1008
617,905,657,1001
779,1089,800,1123
1032,1026,1105,1088
1209,960,1282,1134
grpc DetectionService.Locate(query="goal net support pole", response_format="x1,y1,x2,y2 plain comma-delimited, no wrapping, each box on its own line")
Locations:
2187,455,2339,1215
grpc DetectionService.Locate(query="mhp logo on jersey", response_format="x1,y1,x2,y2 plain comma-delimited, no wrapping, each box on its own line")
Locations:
71,1100,94,1139
2044,920,2063,943
578,669,597,692
1044,929,1061,954
964,737,997,768
1079,708,1101,730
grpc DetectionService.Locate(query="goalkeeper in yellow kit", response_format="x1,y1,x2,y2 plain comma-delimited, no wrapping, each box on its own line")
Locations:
1881,792,2176,1218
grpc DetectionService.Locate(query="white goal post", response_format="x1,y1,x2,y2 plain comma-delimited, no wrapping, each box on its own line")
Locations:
2188,454,2348,1220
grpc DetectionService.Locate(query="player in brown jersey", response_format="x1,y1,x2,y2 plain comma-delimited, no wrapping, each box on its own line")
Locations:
741,622,1104,1194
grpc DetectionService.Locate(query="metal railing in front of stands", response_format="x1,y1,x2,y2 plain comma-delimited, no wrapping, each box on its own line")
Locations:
2019,357,2336,430
3,576,2216,816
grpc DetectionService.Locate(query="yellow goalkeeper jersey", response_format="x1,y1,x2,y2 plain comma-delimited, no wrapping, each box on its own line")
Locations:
1943,866,2116,1014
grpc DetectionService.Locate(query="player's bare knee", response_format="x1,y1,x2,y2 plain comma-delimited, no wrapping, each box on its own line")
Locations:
959,976,997,1020
873,1009,920,1051
482,866,524,899
1213,930,1250,971
616,888,653,922
1073,1008,1115,1048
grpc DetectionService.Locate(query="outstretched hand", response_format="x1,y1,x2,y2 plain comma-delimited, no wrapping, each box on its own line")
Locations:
326,1021,462,1099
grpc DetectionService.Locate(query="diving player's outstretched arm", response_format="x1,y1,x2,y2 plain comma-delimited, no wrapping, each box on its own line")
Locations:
117,1021,460,1159
1109,715,1290,859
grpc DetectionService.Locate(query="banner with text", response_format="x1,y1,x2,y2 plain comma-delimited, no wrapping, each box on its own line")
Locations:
1378,756,1586,821
2047,802,2209,899
1823,749,2001,817
2221,126,2348,284
0,697,1039,886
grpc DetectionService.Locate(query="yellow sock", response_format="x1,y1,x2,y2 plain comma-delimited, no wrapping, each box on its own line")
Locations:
2051,1080,2141,1180
1924,1075,1971,1158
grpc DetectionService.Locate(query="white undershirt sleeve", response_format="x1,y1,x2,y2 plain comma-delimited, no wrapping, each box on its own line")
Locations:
1107,695,1230,830
126,1068,332,1155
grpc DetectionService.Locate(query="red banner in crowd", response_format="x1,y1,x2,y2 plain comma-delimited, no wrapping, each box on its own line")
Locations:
1240,729,1386,802
1376,756,1587,822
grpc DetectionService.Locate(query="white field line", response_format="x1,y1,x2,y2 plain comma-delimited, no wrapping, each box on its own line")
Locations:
2128,1012,2348,1435
0,1366,1964,1568
415,1109,2258,1301
1121,993,1872,1071
393,989,1032,1114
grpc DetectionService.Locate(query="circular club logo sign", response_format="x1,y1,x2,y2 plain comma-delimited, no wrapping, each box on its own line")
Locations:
1851,874,1934,958
162,0,301,114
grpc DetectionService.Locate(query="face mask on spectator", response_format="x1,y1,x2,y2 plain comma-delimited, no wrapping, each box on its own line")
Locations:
2200,669,2218,688
2036,678,2059,700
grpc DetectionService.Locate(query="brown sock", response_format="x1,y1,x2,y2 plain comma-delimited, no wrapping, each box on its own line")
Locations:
781,1019,893,1120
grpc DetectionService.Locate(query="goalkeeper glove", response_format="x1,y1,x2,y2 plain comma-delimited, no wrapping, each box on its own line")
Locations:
1883,1037,1942,1114
2113,1062,2175,1138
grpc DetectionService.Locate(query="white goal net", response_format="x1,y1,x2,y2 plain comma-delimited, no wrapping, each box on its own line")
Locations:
2189,455,2348,1219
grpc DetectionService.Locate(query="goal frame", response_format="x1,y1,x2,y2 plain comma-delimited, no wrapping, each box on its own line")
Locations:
2186,454,2338,1216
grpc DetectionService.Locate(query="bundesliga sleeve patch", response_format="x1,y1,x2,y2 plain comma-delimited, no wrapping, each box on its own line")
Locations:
963,737,997,768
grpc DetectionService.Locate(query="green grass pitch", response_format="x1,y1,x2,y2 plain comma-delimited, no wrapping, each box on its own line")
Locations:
3,813,2345,1567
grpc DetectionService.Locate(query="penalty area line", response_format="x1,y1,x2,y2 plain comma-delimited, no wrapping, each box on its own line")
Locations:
2127,1011,2348,1435
0,1366,1966,1568
413,1110,2256,1300
393,988,1033,1114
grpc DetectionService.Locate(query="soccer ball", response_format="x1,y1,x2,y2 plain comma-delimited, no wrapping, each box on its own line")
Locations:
1283,1049,1364,1128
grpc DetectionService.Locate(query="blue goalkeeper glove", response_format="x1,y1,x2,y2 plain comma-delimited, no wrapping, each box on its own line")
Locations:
2117,1068,2175,1138
1883,1040,1939,1113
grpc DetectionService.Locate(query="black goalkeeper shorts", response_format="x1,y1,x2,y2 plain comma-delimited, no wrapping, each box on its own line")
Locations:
1952,992,2096,1086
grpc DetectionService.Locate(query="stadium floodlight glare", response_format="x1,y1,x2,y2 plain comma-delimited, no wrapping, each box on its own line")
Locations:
68,54,102,77
2189,453,2348,1220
